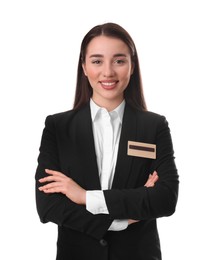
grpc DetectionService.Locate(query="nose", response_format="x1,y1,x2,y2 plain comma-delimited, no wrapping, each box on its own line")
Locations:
103,62,115,77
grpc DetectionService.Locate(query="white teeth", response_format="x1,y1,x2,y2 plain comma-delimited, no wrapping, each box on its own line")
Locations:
101,82,115,86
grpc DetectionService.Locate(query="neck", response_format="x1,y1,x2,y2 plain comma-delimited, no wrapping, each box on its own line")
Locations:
92,97,124,112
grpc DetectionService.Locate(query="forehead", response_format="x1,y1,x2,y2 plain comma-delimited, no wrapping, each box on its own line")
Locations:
85,36,130,56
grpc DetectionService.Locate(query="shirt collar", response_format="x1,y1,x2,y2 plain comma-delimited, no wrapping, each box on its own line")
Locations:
90,99,125,124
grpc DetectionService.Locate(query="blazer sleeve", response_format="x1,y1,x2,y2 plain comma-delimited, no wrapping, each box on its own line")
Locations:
104,115,179,220
35,115,112,240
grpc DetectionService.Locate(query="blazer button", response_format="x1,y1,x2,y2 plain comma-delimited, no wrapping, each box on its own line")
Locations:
99,239,108,247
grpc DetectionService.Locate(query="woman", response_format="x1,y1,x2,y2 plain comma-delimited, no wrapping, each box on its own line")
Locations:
36,22,179,260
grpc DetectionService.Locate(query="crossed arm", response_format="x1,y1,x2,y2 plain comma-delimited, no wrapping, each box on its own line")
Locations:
38,169,159,225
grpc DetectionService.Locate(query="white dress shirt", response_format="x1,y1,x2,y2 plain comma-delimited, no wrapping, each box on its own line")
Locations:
86,99,128,231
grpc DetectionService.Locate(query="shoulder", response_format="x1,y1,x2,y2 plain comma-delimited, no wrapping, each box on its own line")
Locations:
127,107,173,143
136,110,171,138
138,110,166,123
126,104,167,125
44,103,90,128
47,109,75,121
138,110,163,118
126,105,170,133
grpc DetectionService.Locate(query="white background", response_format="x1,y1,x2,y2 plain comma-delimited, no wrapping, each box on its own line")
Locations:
0,0,207,259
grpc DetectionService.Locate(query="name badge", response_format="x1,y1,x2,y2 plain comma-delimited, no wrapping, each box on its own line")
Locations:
127,141,156,159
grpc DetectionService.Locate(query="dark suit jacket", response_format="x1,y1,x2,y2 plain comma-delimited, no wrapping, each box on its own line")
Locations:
35,102,179,260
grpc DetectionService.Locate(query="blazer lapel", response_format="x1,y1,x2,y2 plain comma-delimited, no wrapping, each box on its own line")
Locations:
112,104,138,189
75,104,101,190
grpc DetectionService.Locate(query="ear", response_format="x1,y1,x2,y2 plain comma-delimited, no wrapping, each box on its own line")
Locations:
82,63,87,76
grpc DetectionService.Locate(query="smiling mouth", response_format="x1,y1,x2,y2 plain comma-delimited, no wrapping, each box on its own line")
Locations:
99,81,118,89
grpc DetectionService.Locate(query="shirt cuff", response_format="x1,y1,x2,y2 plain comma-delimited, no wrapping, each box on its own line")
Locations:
86,190,109,214
108,219,129,231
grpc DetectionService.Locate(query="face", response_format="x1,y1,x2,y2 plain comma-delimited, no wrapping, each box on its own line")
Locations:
82,36,134,110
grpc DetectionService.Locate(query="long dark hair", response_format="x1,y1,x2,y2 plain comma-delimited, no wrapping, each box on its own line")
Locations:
73,22,147,111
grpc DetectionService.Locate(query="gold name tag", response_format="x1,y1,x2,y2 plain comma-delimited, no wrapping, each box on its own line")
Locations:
127,141,156,159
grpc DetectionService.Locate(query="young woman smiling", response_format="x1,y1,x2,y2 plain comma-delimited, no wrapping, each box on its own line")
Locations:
36,22,179,260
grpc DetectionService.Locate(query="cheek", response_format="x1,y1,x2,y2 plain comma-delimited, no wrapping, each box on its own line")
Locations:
120,67,132,82
119,70,132,91
84,69,99,89
86,69,99,82
83,63,97,78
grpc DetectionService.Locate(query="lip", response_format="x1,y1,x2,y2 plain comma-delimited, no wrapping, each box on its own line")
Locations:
99,80,118,90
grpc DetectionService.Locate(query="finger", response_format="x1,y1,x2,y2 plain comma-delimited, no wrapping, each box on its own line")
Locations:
39,186,63,194
150,171,159,181
148,171,157,180
148,176,158,186
39,175,63,183
145,173,159,187
39,182,62,191
151,171,158,177
152,173,159,183
45,169,65,176
144,180,153,187
146,174,156,184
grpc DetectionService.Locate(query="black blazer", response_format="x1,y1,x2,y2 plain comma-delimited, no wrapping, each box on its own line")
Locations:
35,102,179,260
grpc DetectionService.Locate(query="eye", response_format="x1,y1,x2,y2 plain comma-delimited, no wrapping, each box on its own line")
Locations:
91,60,102,65
114,59,126,65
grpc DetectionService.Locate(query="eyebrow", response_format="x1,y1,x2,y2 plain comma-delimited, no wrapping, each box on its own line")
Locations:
89,53,127,58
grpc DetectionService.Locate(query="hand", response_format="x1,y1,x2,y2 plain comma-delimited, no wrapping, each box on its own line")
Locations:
128,171,159,225
144,171,159,187
38,169,86,205
128,219,139,225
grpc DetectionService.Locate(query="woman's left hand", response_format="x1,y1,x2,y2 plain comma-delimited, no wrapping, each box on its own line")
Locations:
144,171,159,187
38,169,86,205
